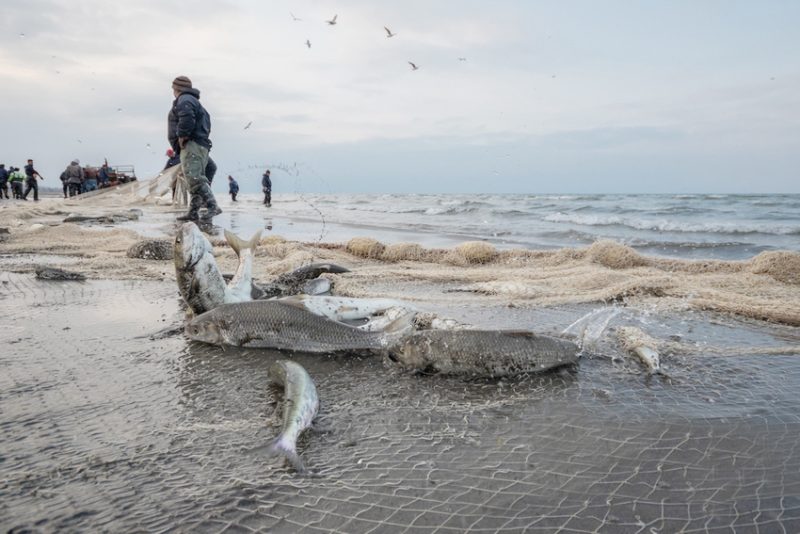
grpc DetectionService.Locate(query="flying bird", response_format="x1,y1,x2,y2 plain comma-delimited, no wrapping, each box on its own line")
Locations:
458,57,467,61
384,26,396,38
290,12,301,21
408,61,419,71
19,33,25,38
305,39,311,48
146,143,151,149
116,108,123,112
244,121,253,130
326,14,337,25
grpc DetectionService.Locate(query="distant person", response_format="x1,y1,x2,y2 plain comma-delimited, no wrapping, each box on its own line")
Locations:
98,162,111,188
59,170,68,198
83,166,99,192
0,164,9,200
262,169,271,207
168,75,221,221
64,159,84,197
228,175,239,202
22,159,44,201
9,167,25,199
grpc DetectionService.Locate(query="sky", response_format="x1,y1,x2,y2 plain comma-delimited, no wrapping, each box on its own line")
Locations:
0,0,798,194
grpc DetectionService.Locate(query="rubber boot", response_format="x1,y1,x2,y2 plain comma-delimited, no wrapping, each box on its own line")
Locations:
202,201,222,220
177,196,202,221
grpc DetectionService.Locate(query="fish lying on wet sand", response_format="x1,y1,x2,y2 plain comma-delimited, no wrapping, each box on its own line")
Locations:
617,326,662,374
186,299,413,353
260,360,319,474
386,329,579,378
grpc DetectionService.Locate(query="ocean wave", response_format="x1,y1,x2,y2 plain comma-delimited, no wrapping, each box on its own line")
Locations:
543,212,800,235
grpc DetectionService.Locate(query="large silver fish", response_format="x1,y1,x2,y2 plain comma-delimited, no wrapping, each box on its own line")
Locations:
262,360,319,474
173,222,261,315
385,329,579,378
186,299,412,353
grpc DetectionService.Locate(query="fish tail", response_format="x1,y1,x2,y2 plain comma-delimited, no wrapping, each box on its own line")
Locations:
224,229,261,258
264,437,307,475
383,310,416,336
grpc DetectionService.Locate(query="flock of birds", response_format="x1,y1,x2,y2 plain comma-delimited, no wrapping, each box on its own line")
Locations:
290,11,466,72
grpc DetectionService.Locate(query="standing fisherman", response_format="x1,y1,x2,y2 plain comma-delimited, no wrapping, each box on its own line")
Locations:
228,175,239,202
22,159,44,201
262,169,272,207
169,75,222,221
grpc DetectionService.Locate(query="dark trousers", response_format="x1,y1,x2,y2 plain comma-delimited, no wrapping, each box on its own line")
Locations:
11,182,22,198
263,189,271,206
23,179,38,201
230,192,237,202
0,182,8,199
68,183,82,197
62,181,68,198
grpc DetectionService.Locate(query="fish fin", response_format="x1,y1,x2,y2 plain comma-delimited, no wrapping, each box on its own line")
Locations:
223,229,242,258
275,295,309,310
503,330,537,338
383,311,416,336
261,437,307,475
247,229,262,251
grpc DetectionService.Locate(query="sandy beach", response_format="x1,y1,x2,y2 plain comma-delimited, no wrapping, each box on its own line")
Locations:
2,196,800,532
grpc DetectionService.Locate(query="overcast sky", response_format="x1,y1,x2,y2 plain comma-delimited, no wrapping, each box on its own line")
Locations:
1,0,798,194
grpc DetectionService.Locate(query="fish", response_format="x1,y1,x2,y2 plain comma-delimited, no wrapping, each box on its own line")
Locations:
617,326,662,374
174,223,260,315
224,228,262,302
385,329,579,378
186,299,413,353
262,360,319,474
257,263,350,298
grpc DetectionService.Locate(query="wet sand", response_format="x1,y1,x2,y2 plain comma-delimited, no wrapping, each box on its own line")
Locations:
2,200,800,532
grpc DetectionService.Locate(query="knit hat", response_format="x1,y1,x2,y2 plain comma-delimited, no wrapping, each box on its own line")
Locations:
172,76,192,90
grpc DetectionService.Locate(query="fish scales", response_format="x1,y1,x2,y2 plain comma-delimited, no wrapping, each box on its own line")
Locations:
187,300,396,353
387,329,579,377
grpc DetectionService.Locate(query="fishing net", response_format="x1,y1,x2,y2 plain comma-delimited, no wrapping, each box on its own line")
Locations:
2,273,800,532
65,165,188,207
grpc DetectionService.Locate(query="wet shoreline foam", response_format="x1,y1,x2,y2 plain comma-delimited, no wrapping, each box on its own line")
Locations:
2,199,800,531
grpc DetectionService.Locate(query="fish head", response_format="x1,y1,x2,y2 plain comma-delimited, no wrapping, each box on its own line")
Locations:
185,313,225,345
174,222,213,272
385,332,431,370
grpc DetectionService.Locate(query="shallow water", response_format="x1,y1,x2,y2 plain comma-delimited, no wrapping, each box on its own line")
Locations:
2,273,800,532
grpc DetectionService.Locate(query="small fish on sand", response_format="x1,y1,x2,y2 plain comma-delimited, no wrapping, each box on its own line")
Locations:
35,266,86,281
617,326,663,374
260,360,319,474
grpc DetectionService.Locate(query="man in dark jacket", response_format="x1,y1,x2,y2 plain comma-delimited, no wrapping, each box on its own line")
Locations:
228,175,239,202
0,164,9,199
169,75,221,221
262,169,272,207
22,159,44,201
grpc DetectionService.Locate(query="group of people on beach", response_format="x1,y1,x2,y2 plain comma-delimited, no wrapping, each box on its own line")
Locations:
1,76,273,212
166,75,273,221
57,160,120,198
0,160,44,201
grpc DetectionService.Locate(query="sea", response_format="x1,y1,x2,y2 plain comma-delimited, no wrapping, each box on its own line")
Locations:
219,193,800,261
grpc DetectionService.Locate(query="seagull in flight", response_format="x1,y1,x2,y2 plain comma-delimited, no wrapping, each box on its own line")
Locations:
326,14,337,25
244,121,252,130
384,26,396,38
408,61,419,71
305,39,311,48
458,57,467,61
290,12,301,21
